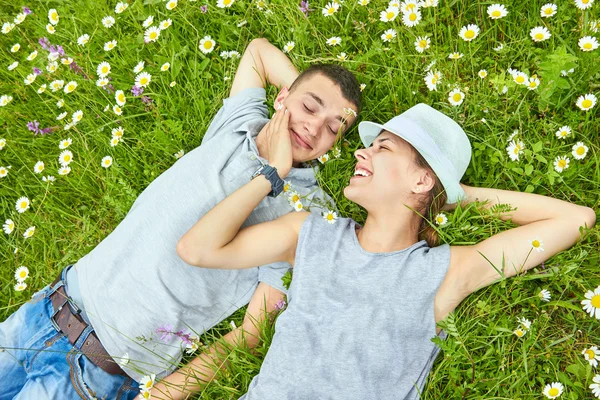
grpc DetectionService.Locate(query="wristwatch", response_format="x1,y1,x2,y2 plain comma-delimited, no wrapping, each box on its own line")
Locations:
251,164,284,197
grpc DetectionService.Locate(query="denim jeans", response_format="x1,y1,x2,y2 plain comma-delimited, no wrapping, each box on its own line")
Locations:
0,272,139,399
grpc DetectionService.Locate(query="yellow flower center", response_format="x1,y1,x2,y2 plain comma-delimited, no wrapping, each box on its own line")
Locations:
409,13,417,21
283,183,291,192
529,81,537,88
140,78,148,85
406,4,415,11
65,155,71,162
386,11,395,19
145,381,152,389
535,33,544,40
19,271,26,278
51,12,58,20
557,159,566,168
118,93,125,102
544,8,552,14
560,131,567,137
515,76,525,83
452,93,462,102
583,0,589,3
465,30,475,39
436,216,443,223
328,7,334,14
532,240,540,248
548,388,559,396
592,295,600,308
20,201,27,208
492,10,501,17
102,66,108,73
581,99,592,108
104,160,110,166
515,329,524,337
203,41,212,49
291,194,300,203
576,147,585,155
327,214,334,221
584,43,592,49
513,147,519,155
585,349,595,359
150,32,157,39
419,40,427,48
431,77,438,84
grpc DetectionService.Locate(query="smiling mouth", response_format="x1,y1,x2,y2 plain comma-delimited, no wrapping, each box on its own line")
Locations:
291,130,312,150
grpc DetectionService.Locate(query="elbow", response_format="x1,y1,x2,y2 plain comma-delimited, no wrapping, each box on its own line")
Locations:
176,237,202,267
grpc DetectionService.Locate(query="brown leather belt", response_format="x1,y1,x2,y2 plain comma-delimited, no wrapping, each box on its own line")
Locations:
50,274,128,376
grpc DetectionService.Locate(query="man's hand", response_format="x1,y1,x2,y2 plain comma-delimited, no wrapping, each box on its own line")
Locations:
265,106,293,179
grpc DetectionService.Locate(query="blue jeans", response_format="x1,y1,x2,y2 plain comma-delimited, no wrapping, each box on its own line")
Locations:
0,274,139,399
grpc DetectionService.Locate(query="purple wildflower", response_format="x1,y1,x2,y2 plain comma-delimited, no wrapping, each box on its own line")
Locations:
274,299,287,311
156,324,174,342
40,126,57,135
103,84,115,95
200,5,208,13
56,45,65,56
39,37,50,50
175,330,193,345
298,1,314,17
33,67,42,75
141,96,153,105
131,85,144,97
27,120,41,134
23,6,32,15
69,62,89,80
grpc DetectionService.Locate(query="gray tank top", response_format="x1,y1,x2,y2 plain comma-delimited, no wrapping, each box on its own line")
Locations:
240,213,450,400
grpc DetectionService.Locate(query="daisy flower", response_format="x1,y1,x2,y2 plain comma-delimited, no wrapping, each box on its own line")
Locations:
3,219,15,234
23,226,35,239
513,327,527,337
576,93,597,111
358,0,370,5
360,83,366,92
459,24,480,41
574,0,594,10
538,289,551,302
14,13,26,24
10,44,20,53
402,10,421,27
140,374,156,391
112,127,124,139
24,74,36,85
159,19,172,30
97,78,109,87
115,90,126,106
553,156,570,173
161,62,170,71
293,201,304,212
0,138,5,149
27,51,38,61
97,61,111,78
199,36,216,53
414,36,430,52
288,191,301,205
61,57,73,65
322,210,338,224
104,40,117,51
513,71,528,85
101,156,113,168
487,4,508,19
133,61,145,73
0,95,13,106
217,0,235,7
8,61,18,71
582,286,600,319
478,70,488,78
228,51,240,58
318,153,330,163
166,0,178,9
113,105,123,115
591,374,600,397
16,197,30,213
530,237,544,252
0,166,9,177
337,52,347,61
143,16,154,28
506,140,524,161
58,166,71,175
399,0,419,12
102,16,115,28
57,99,65,108
572,142,589,160
2,22,15,34
530,26,551,42
578,36,599,52
527,76,540,90
110,137,120,147
48,8,59,25
59,138,72,148
424,70,441,91
283,41,295,53
42,175,56,183
322,2,340,16
144,26,161,42
135,72,152,88
380,7,399,22
77,34,90,46
72,110,83,123
59,150,74,166
448,88,465,106
14,282,27,292
332,146,341,158
435,213,448,226
542,382,563,399
582,346,600,368
34,161,44,174
46,62,58,73
448,52,463,59
555,126,571,139
540,3,557,17
517,316,532,330
326,36,342,46
38,84,48,94
46,24,56,34
382,29,397,42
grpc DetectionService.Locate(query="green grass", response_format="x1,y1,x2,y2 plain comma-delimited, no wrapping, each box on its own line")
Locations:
1,0,599,398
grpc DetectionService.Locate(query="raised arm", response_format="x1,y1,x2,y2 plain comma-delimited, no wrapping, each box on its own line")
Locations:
451,185,596,294
229,38,299,98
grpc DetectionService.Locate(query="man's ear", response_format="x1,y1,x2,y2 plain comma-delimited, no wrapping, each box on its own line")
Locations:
273,87,290,109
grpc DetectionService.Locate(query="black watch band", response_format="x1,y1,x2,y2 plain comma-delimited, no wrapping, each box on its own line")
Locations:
251,165,284,197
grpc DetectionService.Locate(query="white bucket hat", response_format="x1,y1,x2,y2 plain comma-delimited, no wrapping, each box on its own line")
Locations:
358,103,472,204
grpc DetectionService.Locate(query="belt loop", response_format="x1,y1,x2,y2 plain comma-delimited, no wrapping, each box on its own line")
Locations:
73,325,94,350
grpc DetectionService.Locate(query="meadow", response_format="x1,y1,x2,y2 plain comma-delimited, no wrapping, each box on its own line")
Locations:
0,0,599,398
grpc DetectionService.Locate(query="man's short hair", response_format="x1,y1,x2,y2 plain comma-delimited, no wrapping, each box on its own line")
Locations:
289,64,362,115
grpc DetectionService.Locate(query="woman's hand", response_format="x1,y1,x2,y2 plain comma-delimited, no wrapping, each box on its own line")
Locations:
265,106,293,179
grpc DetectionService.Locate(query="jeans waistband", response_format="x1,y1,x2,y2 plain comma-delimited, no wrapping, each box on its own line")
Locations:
63,265,91,325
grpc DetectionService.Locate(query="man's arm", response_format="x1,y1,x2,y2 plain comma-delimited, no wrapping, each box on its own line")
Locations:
136,283,285,400
229,38,299,98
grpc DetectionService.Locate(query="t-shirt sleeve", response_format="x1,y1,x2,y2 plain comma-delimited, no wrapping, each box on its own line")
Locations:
257,261,292,294
201,87,269,144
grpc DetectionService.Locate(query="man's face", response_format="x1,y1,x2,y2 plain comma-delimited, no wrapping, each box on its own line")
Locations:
278,74,358,163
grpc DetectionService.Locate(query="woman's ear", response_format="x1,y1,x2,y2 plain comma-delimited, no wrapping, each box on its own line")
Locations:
273,87,289,109
413,171,435,194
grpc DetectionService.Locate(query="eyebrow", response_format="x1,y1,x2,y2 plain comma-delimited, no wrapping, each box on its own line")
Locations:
305,92,349,126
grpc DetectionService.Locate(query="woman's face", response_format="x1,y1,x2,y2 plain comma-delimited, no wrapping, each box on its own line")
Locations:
344,131,430,210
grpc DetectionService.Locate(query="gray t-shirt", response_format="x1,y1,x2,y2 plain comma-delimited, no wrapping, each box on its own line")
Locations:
75,88,333,381
240,213,450,400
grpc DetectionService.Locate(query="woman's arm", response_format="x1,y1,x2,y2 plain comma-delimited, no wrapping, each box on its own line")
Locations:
176,107,307,269
451,185,596,294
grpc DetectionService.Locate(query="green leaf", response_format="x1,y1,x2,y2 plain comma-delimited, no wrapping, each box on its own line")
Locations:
532,141,543,153
535,154,548,164
525,164,534,175
525,185,535,193
542,300,582,313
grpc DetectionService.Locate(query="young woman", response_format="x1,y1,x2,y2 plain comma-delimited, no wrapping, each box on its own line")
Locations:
174,103,595,399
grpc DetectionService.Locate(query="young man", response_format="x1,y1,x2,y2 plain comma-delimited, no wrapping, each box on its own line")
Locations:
0,38,361,399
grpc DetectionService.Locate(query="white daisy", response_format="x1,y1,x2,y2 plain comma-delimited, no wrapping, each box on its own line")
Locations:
448,88,465,106
104,40,117,51
228,51,240,58
46,61,58,73
459,24,480,41
96,78,109,87
513,327,527,337
8,61,18,71
16,196,30,213
113,105,123,115
582,346,600,368
538,289,551,302
133,61,145,73
358,0,370,5
542,382,563,399
582,286,600,319
42,175,56,183
59,138,72,148
48,8,59,25
590,374,600,397
506,140,524,161
381,29,397,43
14,282,27,292
115,90,126,106
402,10,421,27
111,127,124,139
527,76,540,90
574,0,594,10
326,36,342,46
46,24,56,34
58,166,71,175
322,2,340,17
578,36,599,52
576,93,597,111
27,51,38,61
102,16,115,28
23,226,35,239
199,36,216,53
97,61,111,78
424,70,442,91
3,219,15,234
161,62,170,71
513,71,528,85
10,43,20,53
448,52,463,59
174,149,184,159
517,316,532,330
0,138,6,150
59,150,74,166
435,213,448,226
478,70,488,78
144,26,161,43
283,41,295,53
159,19,172,30
571,142,589,160
110,137,120,147
165,0,178,10
143,16,154,28
0,95,13,106
101,156,113,168
72,110,83,123
318,153,329,164
63,81,77,94
77,34,90,46
50,80,65,92
530,26,551,42
293,201,304,212
217,0,235,7
0,165,9,177
61,57,73,65
2,22,15,34
530,237,544,252
34,161,45,174
115,2,129,13
337,52,347,61
414,36,430,52
57,99,64,108
140,374,156,391
555,126,571,139
322,210,338,224
135,72,152,88
553,155,570,173
170,81,176,87
380,7,399,22
540,3,557,17
24,74,36,85
14,13,26,24
487,4,508,19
